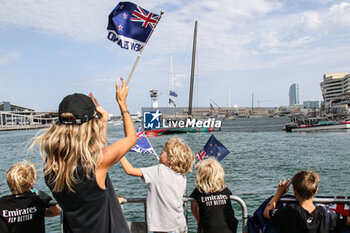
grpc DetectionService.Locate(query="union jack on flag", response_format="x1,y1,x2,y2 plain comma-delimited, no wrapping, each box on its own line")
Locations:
130,5,159,29
130,127,157,156
107,2,160,52
196,150,208,161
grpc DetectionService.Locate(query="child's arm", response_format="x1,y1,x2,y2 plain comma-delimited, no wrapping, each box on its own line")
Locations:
263,179,291,219
45,205,61,217
190,201,200,225
346,217,350,225
120,157,143,177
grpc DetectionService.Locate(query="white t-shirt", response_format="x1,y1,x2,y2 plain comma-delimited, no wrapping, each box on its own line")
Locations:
141,164,187,232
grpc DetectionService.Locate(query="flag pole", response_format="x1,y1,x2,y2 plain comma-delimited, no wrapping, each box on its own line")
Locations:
126,11,164,85
154,153,159,161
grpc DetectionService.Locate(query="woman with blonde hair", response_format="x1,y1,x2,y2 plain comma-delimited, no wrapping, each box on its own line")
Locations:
190,157,238,233
31,79,136,233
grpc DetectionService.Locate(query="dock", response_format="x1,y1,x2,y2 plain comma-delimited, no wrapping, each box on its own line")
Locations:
1,110,57,131
0,124,51,131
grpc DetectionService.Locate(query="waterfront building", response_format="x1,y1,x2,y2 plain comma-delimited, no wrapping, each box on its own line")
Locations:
303,101,320,109
320,72,350,113
289,83,299,106
0,101,57,128
0,101,35,112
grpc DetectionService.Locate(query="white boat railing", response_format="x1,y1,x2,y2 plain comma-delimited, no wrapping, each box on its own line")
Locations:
120,195,248,233
56,196,350,233
280,196,350,204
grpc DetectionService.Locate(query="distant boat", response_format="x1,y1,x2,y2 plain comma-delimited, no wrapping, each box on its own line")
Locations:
110,120,123,126
285,116,350,132
132,116,142,123
145,126,219,137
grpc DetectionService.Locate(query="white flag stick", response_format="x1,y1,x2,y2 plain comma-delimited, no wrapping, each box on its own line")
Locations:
144,136,159,161
154,152,160,161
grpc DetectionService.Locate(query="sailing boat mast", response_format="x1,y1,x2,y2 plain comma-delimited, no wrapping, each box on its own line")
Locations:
188,20,198,116
251,93,254,116
168,56,174,108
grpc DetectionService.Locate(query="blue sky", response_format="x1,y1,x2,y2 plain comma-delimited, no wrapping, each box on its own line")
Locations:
1,0,350,115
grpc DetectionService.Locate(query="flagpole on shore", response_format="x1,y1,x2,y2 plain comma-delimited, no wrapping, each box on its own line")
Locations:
126,11,164,85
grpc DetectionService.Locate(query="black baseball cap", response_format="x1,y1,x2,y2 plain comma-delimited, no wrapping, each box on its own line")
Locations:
58,93,100,125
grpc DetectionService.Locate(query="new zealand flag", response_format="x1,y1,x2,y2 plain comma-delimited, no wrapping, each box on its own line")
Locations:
169,90,178,97
130,127,157,156
196,135,230,162
107,2,160,52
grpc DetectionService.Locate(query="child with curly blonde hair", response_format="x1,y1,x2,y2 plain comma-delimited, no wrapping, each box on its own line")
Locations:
0,161,60,233
190,157,238,233
120,136,195,233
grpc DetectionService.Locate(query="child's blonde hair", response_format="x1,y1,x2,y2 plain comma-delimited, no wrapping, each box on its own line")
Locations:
164,137,195,175
31,115,106,192
195,157,226,194
6,161,36,195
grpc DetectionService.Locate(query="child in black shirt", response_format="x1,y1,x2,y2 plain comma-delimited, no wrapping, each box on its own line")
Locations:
0,161,60,233
190,157,238,233
263,170,350,233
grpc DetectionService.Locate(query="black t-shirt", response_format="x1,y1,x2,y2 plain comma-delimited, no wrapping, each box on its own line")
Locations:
269,204,348,233
46,166,130,233
190,187,238,233
0,190,52,233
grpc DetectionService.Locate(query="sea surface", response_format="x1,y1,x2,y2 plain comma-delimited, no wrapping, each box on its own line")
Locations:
1,117,350,233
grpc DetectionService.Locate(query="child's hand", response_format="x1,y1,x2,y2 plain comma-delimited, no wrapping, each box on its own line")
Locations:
263,179,291,219
275,179,291,197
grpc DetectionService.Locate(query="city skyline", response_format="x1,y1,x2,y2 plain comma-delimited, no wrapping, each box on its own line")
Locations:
1,0,350,115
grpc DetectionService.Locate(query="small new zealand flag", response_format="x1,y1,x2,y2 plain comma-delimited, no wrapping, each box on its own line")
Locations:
196,135,230,162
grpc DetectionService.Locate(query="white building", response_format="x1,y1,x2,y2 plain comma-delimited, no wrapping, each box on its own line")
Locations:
320,73,349,107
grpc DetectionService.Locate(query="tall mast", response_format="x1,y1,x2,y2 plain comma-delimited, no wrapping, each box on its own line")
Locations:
168,56,174,107
251,93,254,115
188,20,198,116
170,56,174,92
229,91,231,107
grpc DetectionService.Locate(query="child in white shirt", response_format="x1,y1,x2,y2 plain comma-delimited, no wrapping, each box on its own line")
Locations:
120,137,195,233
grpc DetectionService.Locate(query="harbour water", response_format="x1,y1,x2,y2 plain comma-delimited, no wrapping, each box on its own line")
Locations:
1,117,350,233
